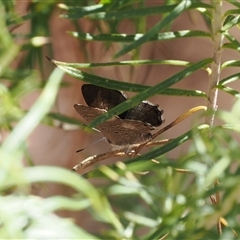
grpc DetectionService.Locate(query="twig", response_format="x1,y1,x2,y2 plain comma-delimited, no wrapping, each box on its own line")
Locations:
207,1,224,235
206,0,223,129
72,150,126,170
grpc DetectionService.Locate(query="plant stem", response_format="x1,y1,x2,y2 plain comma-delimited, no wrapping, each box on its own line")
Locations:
207,2,224,235
206,0,224,129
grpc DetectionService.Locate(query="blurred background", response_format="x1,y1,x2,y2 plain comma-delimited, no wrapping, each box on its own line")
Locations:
1,0,240,235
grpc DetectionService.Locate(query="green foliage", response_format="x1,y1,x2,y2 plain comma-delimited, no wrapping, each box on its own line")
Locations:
1,0,240,239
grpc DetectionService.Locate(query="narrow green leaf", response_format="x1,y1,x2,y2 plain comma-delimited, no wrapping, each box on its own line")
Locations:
60,3,107,18
51,60,207,97
223,14,236,27
204,156,230,188
124,211,160,227
44,197,91,212
223,32,240,52
223,9,240,18
222,60,240,68
223,42,240,50
63,3,212,20
60,0,137,19
114,1,192,58
68,30,211,42
52,58,191,68
216,85,240,98
125,124,209,164
85,4,177,20
218,72,240,85
162,88,206,97
222,14,240,31
227,0,240,8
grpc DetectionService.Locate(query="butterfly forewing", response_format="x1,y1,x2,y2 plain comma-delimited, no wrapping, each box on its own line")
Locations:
82,84,127,115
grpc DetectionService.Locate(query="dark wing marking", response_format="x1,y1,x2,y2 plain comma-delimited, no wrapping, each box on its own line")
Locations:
82,84,127,115
124,101,164,127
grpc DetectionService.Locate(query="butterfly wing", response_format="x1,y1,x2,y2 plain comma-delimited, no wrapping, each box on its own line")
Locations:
82,84,127,116
124,101,164,127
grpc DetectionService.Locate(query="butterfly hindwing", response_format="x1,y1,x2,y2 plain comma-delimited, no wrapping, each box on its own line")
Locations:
74,104,153,146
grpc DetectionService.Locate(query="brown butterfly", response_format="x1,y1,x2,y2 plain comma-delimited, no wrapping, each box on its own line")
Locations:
74,84,164,150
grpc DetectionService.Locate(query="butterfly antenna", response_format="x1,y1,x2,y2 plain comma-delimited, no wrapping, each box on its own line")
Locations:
76,137,105,153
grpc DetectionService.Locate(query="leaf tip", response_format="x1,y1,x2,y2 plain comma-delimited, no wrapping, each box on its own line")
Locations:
45,56,57,67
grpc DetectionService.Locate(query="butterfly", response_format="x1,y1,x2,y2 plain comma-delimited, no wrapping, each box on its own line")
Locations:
74,84,164,150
